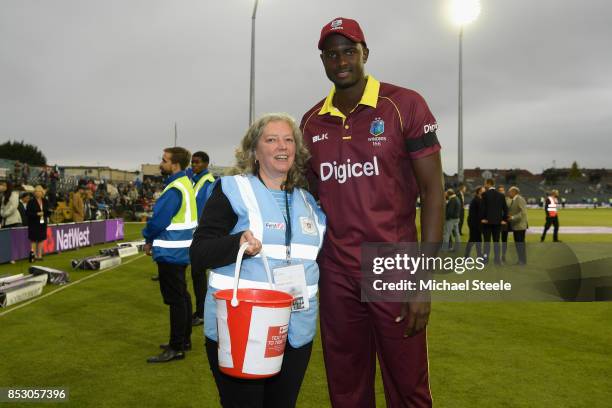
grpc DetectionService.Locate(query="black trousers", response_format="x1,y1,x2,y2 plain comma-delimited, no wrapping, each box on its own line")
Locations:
158,262,192,350
205,338,312,408
482,224,502,263
513,230,527,264
541,216,559,241
191,268,207,318
501,225,509,258
465,224,482,258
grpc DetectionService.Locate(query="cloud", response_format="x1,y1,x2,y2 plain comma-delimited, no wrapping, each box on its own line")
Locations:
0,0,610,173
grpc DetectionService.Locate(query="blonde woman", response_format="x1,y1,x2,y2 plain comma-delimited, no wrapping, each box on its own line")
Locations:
190,113,326,408
25,185,50,262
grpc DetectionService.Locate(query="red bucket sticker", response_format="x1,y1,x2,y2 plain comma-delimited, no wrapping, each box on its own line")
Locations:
264,324,288,358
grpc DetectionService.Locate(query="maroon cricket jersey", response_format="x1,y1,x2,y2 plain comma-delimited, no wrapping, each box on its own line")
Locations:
301,76,441,275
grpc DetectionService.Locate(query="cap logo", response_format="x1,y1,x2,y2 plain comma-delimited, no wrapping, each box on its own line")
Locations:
331,19,343,30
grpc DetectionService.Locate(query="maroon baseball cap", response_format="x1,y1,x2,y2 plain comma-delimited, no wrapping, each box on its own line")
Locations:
318,17,367,50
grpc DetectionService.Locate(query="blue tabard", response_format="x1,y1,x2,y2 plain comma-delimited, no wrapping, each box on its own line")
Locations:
204,175,326,347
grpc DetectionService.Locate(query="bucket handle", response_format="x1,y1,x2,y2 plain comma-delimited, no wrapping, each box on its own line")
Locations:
231,242,274,307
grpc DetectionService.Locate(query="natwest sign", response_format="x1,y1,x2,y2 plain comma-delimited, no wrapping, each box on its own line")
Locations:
6,220,116,262
56,226,91,251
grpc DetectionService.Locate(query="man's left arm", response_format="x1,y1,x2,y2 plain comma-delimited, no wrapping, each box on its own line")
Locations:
409,152,444,334
395,91,444,336
397,152,444,337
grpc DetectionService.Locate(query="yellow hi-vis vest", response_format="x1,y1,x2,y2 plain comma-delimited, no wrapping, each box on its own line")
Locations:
152,175,197,264
194,172,215,196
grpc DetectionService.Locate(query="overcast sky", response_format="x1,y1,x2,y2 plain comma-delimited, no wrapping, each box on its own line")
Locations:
1,0,611,174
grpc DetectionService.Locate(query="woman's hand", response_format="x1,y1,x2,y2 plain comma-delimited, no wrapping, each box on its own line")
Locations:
240,230,262,256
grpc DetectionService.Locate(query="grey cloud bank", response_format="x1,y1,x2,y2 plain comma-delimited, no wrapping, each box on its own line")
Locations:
1,0,610,174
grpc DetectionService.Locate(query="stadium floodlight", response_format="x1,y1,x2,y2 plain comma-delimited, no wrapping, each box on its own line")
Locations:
451,0,481,26
249,0,260,126
451,0,481,182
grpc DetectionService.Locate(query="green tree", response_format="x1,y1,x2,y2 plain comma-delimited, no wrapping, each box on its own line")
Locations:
542,168,559,184
568,161,581,179
0,140,47,166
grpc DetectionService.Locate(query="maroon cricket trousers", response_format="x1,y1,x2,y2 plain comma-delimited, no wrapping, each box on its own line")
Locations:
319,267,432,408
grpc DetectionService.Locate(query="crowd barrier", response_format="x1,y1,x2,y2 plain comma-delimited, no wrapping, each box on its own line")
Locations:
0,219,124,264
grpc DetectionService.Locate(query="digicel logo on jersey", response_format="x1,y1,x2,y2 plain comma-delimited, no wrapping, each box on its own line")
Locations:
320,156,380,184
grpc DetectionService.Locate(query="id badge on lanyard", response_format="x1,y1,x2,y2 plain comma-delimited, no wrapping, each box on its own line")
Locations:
266,185,309,311
273,263,309,312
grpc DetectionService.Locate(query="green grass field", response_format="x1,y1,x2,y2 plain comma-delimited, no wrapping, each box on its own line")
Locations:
1,209,611,407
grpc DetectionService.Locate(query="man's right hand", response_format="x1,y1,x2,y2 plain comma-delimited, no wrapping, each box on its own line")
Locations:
240,230,262,256
144,243,152,256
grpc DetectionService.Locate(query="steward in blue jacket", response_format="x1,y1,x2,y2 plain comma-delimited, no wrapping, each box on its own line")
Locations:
142,147,196,363
187,151,215,326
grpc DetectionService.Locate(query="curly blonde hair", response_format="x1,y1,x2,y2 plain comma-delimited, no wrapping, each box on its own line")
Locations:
232,113,310,191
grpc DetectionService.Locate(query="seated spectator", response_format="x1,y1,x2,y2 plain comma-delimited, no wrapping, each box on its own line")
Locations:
84,189,97,220
23,163,30,184
13,161,22,183
153,188,162,201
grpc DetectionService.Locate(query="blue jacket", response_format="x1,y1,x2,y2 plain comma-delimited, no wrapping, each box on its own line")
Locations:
142,171,185,264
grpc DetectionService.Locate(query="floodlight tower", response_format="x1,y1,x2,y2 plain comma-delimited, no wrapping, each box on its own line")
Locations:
452,0,481,182
249,0,260,126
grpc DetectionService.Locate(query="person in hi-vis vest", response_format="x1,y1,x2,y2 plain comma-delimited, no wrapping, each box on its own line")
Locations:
190,113,326,408
541,189,560,242
188,150,215,327
143,147,197,363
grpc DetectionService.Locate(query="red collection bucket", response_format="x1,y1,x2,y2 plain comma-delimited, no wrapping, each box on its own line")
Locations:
214,243,293,379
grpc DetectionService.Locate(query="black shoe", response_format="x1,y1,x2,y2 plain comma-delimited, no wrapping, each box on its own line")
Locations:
540,237,545,242
192,316,204,326
147,348,185,363
159,342,192,351
151,275,159,281
29,251,35,263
